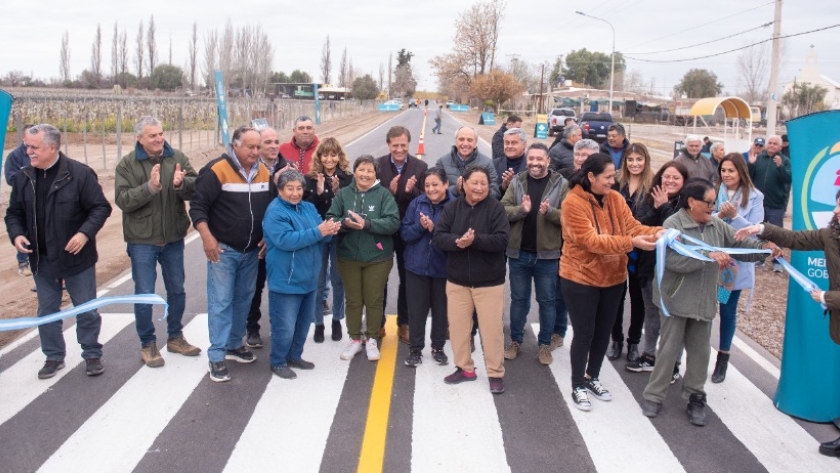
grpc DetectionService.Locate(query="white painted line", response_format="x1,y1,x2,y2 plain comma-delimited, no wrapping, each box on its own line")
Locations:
704,354,837,472
107,272,134,290
0,313,135,427
37,314,210,473
732,334,780,379
0,329,39,357
96,289,109,298
538,323,685,473
184,231,201,245
223,319,352,472
411,328,511,473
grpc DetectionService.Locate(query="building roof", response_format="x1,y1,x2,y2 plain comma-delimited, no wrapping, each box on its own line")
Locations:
689,96,751,118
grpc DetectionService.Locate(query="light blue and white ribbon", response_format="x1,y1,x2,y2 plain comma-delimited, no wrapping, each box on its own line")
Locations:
0,294,167,332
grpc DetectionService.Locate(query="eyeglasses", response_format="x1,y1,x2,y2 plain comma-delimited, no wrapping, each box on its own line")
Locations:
696,198,716,208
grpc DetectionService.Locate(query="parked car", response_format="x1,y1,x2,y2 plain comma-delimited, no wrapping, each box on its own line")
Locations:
579,112,614,143
548,108,577,136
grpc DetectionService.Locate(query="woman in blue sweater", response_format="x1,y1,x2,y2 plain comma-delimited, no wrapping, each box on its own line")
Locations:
263,170,341,379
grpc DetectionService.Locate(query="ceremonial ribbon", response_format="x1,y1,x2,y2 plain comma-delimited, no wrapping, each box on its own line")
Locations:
0,294,168,332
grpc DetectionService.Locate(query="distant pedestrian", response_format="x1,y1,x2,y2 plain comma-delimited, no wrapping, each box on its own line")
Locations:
432,105,443,134
4,124,35,277
492,115,522,160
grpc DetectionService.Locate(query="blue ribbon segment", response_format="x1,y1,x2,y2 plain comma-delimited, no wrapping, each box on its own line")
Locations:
0,294,167,332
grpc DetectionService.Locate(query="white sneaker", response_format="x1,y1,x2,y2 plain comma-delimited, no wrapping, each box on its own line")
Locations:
340,340,363,360
365,339,381,361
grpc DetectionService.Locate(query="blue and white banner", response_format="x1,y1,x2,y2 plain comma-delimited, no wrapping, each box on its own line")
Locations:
0,294,168,332
0,88,13,192
214,70,230,146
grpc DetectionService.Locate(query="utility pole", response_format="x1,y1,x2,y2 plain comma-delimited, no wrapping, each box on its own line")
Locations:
766,0,782,134
538,63,545,113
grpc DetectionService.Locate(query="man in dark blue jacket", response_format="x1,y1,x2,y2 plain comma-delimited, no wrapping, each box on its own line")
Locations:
5,124,112,379
4,124,34,277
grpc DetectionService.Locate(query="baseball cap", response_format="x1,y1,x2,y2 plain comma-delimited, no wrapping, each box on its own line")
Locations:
753,137,765,146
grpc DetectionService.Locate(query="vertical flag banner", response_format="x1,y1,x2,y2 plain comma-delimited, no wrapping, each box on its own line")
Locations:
0,89,14,192
775,110,840,422
214,70,230,146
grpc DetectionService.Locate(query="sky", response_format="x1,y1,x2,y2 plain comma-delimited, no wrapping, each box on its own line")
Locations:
1,0,838,97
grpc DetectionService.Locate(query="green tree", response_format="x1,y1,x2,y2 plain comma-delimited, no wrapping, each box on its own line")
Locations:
783,82,827,117
270,71,290,83
673,68,723,98
548,56,564,88
352,74,380,100
289,69,312,83
397,48,414,67
149,64,183,91
562,49,625,88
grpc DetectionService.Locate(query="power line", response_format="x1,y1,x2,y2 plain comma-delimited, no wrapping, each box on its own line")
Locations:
626,22,772,55
624,23,840,63
623,1,774,50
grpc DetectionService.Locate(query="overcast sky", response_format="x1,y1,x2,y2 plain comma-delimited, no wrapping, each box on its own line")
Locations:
2,0,838,96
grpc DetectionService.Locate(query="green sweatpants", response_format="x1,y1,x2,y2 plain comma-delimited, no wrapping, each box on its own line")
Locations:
643,314,712,403
337,257,393,340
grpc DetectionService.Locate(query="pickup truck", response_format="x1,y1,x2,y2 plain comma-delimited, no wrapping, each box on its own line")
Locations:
548,108,577,136
579,112,614,143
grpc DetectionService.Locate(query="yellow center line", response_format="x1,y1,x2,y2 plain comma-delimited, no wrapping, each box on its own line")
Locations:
357,315,399,473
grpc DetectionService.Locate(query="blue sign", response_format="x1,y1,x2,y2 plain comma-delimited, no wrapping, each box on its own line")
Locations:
214,70,230,146
774,110,840,422
314,83,321,125
535,122,548,140
480,113,496,126
0,88,13,192
378,103,400,112
453,104,470,112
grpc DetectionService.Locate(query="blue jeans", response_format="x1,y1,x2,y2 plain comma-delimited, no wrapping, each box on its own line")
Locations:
206,244,259,362
269,290,315,367
33,261,102,361
315,240,345,325
508,252,557,346
432,118,441,133
554,275,568,338
718,289,742,352
16,250,28,264
127,240,186,346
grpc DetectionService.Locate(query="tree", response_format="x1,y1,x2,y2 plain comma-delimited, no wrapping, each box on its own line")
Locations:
338,48,348,87
219,20,234,89
397,48,414,67
188,23,198,89
135,21,144,79
111,23,119,83
563,49,625,88
548,56,563,89
378,62,385,91
270,71,290,83
737,42,769,104
90,24,102,87
289,70,312,83
430,52,473,101
150,64,183,91
469,70,524,112
320,35,332,84
118,28,129,88
674,68,723,98
393,63,417,98
622,69,646,95
202,29,218,89
453,0,505,75
147,15,158,77
388,52,393,97
60,31,71,84
352,74,380,100
783,82,827,117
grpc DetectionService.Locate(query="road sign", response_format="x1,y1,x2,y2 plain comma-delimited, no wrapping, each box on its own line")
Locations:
535,114,548,139
479,113,495,126
214,70,230,146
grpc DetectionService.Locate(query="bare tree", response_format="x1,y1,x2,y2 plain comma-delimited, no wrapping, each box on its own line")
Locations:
338,48,348,87
118,28,129,87
111,23,119,83
60,31,71,83
147,15,157,76
89,24,102,86
388,52,393,98
219,20,235,87
251,25,274,94
347,58,355,86
622,69,647,95
453,0,505,76
135,20,144,79
737,41,770,104
320,35,332,84
378,62,385,91
202,29,219,89
188,22,198,89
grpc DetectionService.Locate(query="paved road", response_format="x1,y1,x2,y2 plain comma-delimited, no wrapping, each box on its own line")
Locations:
0,107,837,473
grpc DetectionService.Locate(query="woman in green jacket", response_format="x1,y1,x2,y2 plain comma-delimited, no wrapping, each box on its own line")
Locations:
326,155,400,362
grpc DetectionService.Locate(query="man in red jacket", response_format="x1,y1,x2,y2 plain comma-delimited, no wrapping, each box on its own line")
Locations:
278,116,320,175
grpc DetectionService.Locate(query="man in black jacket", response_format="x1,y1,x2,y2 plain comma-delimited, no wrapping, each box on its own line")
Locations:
5,124,112,379
491,115,522,160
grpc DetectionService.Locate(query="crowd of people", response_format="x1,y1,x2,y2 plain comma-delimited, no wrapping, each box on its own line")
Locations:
6,114,840,454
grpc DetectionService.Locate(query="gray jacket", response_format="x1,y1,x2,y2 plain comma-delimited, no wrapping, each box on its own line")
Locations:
435,147,500,200
675,149,718,184
654,209,765,321
501,170,568,259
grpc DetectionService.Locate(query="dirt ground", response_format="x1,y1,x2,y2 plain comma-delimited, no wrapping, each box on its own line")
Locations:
0,111,396,348
461,110,791,358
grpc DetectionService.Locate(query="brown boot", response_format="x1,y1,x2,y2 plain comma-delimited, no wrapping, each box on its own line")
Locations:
167,334,201,356
398,325,410,345
140,342,165,367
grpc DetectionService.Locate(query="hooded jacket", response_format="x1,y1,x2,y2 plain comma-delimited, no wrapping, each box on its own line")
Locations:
501,170,568,259
115,141,197,245
435,147,501,200
263,196,325,294
400,190,454,278
326,179,400,263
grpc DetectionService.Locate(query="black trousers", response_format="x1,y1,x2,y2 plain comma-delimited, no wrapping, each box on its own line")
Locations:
611,271,645,345
561,277,625,388
406,271,448,351
246,257,267,334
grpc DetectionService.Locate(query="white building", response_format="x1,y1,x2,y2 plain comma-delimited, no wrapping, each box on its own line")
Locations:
782,48,840,111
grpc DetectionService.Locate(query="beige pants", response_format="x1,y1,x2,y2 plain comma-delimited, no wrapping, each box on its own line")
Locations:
446,282,505,378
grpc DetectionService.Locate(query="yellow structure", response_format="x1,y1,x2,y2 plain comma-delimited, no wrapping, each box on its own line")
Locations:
688,96,753,142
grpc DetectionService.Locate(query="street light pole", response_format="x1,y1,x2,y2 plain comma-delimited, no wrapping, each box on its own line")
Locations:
576,11,615,114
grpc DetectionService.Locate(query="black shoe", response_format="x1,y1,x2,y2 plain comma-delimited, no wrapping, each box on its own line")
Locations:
489,377,505,394
225,346,257,363
271,365,297,379
313,325,325,343
687,393,707,426
626,343,640,363
287,358,315,370
405,350,422,367
431,346,448,365
711,352,730,383
37,360,65,379
642,399,662,418
819,436,840,457
331,320,343,341
606,341,623,361
245,332,263,349
85,358,105,376
208,361,231,382
626,353,655,372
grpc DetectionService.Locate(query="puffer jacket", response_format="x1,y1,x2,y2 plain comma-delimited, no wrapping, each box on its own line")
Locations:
560,185,660,287
760,223,840,345
434,147,500,200
400,190,454,278
501,170,568,259
653,210,766,321
263,197,325,294
326,179,400,263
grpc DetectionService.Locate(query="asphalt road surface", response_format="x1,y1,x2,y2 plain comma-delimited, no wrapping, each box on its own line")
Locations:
0,106,837,473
